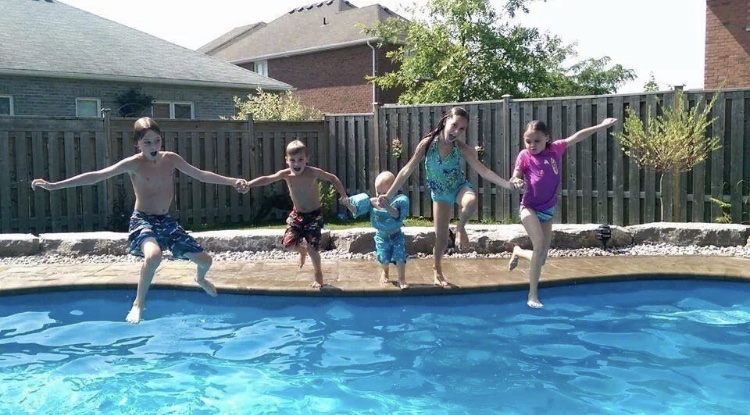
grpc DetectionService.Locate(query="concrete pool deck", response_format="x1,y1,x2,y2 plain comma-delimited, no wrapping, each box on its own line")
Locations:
2,223,750,296
1,255,749,297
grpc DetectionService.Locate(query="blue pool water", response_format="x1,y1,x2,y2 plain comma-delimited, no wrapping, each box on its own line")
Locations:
1,280,749,414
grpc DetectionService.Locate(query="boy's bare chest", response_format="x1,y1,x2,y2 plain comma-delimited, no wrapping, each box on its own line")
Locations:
131,162,174,190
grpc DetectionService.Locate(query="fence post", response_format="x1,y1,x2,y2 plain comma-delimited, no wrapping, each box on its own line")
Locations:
670,85,685,221
502,94,514,218
371,102,381,194
101,108,113,221
245,112,258,220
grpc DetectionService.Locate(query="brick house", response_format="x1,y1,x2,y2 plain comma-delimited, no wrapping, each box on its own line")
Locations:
0,0,292,119
705,0,750,88
198,0,404,114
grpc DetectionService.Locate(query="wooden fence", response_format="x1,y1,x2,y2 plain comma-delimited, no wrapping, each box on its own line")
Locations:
0,88,747,234
377,89,749,226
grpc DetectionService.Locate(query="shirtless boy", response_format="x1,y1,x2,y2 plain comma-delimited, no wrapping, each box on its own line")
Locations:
31,117,248,323
245,140,354,288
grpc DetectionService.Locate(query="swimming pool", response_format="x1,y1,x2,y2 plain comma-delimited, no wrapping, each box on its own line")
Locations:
1,280,748,414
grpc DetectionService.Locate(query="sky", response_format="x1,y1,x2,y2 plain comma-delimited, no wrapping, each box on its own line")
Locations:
59,0,705,94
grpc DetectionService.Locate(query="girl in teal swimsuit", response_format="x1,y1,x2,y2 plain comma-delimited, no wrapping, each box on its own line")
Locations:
380,106,518,287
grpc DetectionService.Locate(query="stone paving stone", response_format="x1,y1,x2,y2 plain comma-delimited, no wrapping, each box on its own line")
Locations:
1,257,750,297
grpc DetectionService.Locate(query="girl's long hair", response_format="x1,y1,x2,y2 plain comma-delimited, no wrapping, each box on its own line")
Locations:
422,106,469,140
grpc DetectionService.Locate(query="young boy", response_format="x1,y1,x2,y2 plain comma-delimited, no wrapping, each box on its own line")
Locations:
245,140,354,288
31,117,248,324
349,171,410,289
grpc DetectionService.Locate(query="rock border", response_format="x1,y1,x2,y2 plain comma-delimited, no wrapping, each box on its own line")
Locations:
2,222,748,258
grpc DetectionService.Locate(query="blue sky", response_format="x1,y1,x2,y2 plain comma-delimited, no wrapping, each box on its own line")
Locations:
60,0,705,93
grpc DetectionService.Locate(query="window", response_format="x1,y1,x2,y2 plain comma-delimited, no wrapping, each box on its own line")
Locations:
0,95,13,115
152,101,194,119
76,98,101,117
254,60,268,77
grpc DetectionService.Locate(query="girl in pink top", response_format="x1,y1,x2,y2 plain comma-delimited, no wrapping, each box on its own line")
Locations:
508,117,618,308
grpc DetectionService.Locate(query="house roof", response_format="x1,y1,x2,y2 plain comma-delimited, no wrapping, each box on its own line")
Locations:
0,0,292,90
197,23,267,56
199,0,404,64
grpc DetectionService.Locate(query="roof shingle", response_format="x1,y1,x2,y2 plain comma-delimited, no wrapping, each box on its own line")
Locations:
200,0,404,63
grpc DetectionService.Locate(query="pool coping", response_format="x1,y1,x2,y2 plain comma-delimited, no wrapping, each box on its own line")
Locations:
1,255,749,297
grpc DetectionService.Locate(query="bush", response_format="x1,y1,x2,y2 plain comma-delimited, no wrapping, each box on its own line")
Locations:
231,88,323,121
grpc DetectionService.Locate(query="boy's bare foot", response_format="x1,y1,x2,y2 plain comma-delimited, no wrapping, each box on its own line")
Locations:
455,226,469,251
433,271,450,288
527,296,544,308
126,305,143,324
397,279,410,290
310,273,324,289
379,271,390,285
196,278,218,297
508,246,520,271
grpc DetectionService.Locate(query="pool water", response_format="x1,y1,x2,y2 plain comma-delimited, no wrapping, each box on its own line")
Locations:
1,280,749,415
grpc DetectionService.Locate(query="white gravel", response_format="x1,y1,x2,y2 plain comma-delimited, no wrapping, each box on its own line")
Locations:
2,243,749,266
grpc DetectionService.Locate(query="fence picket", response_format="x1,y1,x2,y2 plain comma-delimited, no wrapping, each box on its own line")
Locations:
0,131,11,231
31,131,46,233
63,131,77,231
691,93,708,222
564,100,578,223
611,96,625,225
710,93,726,221
579,100,593,223
644,94,658,222
408,107,421,217
356,116,367,193
596,97,609,224
480,103,492,221
729,91,744,223
510,102,522,215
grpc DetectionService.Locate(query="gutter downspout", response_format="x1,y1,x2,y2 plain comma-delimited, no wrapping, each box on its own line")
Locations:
366,40,377,105
366,39,380,194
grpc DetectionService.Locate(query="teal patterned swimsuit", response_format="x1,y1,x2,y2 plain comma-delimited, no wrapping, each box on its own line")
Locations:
424,137,472,203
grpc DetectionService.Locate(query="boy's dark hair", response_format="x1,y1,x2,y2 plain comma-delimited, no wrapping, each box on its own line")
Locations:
423,106,469,140
132,117,161,143
286,139,307,157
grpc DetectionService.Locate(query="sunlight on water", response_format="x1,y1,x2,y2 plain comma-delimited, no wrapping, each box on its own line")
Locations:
0,280,749,414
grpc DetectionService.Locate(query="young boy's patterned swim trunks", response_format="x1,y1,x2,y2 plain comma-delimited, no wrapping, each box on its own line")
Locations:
283,208,325,250
128,211,203,259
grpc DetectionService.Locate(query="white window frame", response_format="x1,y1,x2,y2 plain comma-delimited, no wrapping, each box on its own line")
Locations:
152,101,194,119
0,95,14,115
254,60,268,77
75,97,101,117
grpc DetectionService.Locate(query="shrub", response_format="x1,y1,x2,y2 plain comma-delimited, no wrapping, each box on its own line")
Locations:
231,88,323,121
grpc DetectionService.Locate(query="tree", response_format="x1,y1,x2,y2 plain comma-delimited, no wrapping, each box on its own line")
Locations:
613,89,722,220
231,88,322,121
115,88,153,117
643,72,659,92
367,0,635,103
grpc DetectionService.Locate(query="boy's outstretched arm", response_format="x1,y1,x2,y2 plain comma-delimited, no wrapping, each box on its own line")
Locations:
170,153,246,189
563,118,618,147
312,167,355,214
246,170,287,188
31,157,134,191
